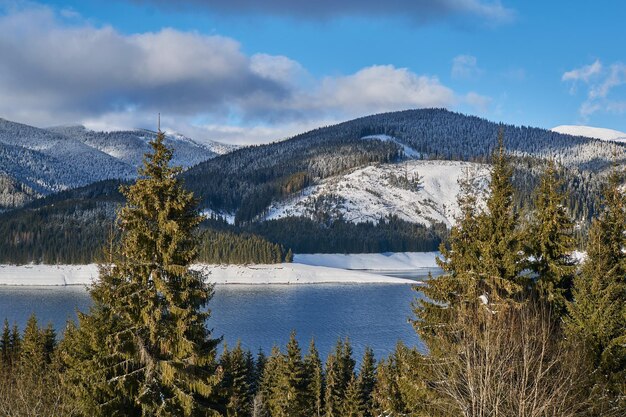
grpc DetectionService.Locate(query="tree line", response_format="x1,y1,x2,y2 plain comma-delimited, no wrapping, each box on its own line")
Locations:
0,132,624,416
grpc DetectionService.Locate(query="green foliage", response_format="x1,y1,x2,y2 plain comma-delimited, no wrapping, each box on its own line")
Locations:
304,340,324,417
358,347,376,417
60,132,222,416
0,316,67,416
566,166,626,414
197,228,291,264
248,216,447,254
526,160,576,314
219,342,253,417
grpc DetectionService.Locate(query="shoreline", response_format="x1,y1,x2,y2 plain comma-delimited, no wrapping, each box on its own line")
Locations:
0,252,440,287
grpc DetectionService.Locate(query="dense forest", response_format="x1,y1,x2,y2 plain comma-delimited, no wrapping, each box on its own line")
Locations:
0,109,622,263
1,132,624,416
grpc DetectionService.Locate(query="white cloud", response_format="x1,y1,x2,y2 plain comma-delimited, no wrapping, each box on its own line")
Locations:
0,4,491,145
562,60,626,119
464,92,492,112
314,65,456,115
562,59,602,83
452,54,482,79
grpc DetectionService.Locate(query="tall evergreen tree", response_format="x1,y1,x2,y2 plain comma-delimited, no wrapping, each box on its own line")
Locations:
566,166,626,414
527,160,576,314
357,347,376,417
341,374,363,417
220,342,253,417
61,131,222,416
304,339,324,417
476,131,524,301
0,319,10,367
324,338,356,417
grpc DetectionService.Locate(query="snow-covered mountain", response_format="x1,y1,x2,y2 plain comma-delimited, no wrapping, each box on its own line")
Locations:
263,160,489,227
0,118,234,209
551,125,626,143
46,125,227,169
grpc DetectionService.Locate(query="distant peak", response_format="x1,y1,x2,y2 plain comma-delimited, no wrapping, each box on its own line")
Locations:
552,125,626,142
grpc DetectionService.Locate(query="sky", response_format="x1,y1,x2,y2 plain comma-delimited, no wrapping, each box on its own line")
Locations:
0,0,624,145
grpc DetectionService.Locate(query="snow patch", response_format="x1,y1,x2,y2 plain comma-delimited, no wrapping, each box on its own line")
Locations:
201,208,236,225
552,125,626,143
294,252,439,270
264,160,489,227
0,262,417,286
361,134,422,158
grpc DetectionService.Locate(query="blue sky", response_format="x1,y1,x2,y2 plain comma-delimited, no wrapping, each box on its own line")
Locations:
0,0,624,144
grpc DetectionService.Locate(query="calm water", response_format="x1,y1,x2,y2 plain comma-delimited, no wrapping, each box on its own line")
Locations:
0,271,439,359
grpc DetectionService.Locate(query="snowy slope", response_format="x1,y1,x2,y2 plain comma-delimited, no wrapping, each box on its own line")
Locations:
0,118,136,193
0,263,415,286
47,125,226,168
264,160,489,227
294,252,440,270
552,125,626,143
0,118,234,204
361,134,422,158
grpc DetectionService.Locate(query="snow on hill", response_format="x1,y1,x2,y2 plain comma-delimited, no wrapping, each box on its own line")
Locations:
0,118,236,206
264,160,489,227
552,125,626,143
47,125,230,168
361,134,422,158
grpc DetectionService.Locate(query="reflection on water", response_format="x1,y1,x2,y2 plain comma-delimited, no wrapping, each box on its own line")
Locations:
0,269,439,359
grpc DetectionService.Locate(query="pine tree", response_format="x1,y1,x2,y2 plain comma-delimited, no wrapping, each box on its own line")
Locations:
477,131,524,301
282,331,309,417
20,314,46,374
341,374,363,417
324,338,355,417
42,322,57,363
304,339,324,417
220,342,253,417
258,346,282,417
61,132,222,416
1,319,10,367
527,160,576,314
371,356,405,417
10,324,21,363
566,166,626,413
357,347,376,417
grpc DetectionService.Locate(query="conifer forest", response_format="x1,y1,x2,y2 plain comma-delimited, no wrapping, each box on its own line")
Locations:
1,2,625,414
1,131,624,416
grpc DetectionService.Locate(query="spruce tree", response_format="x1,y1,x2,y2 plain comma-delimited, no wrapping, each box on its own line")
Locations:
527,160,576,314
357,347,376,417
476,131,524,300
304,339,324,417
61,131,222,416
20,314,46,374
566,167,626,413
324,338,355,417
219,342,253,417
282,332,309,416
341,374,363,417
1,319,10,367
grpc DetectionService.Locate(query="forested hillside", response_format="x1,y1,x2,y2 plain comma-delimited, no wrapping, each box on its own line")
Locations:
0,109,623,263
182,108,623,224
0,118,228,207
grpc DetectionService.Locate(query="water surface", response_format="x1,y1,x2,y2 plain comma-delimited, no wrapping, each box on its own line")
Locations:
0,270,439,359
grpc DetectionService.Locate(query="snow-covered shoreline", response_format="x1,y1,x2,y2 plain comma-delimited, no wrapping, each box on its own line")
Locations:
0,252,440,286
294,252,439,271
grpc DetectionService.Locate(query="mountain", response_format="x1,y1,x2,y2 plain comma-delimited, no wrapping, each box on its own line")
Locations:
2,108,624,261
263,160,489,227
0,118,233,209
182,108,624,224
551,125,626,143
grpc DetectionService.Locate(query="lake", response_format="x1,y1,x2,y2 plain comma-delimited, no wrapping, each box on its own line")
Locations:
0,271,438,360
